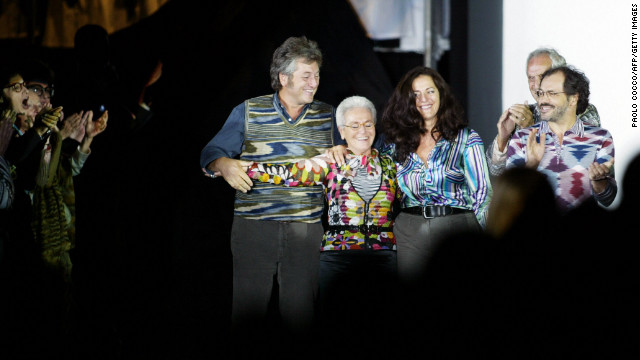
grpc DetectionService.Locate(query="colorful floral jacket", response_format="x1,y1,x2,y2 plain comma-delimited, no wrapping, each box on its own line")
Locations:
247,149,398,251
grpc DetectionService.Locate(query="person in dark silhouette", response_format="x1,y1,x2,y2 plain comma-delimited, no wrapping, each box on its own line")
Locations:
557,151,639,358
54,24,157,139
484,167,562,357
486,166,558,239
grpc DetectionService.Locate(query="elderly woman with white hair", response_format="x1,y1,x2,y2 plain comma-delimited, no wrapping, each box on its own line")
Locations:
245,95,399,333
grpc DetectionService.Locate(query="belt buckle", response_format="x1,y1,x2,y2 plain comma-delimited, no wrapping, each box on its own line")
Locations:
422,206,435,219
358,225,378,233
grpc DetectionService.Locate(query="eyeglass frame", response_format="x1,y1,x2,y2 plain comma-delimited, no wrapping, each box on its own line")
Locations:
3,82,27,93
343,121,375,130
535,89,567,98
27,83,54,98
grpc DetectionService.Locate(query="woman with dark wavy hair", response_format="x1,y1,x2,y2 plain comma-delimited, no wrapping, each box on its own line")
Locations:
380,66,492,286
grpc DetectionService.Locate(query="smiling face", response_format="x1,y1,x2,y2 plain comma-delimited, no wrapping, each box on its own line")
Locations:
338,107,375,156
279,59,320,107
2,74,30,114
412,75,440,123
538,72,574,123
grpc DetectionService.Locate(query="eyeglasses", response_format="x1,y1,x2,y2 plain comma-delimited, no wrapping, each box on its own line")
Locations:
535,90,566,98
3,82,27,93
27,84,54,98
344,121,374,130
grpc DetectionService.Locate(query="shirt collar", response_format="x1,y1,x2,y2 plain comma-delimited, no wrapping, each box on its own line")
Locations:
273,91,310,123
346,147,379,159
539,118,584,137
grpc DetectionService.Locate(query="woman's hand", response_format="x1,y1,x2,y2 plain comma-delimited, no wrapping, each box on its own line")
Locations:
0,109,17,156
86,110,108,139
36,105,63,130
59,111,85,140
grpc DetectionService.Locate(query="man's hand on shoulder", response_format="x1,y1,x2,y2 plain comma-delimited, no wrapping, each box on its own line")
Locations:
324,145,347,166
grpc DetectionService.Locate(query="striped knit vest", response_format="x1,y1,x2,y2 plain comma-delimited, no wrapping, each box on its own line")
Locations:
235,94,334,222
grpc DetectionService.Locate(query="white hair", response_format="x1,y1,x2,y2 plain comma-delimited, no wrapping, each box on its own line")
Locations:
527,47,567,70
335,95,376,128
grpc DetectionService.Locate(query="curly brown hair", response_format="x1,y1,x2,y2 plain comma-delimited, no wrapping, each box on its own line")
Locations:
381,66,467,163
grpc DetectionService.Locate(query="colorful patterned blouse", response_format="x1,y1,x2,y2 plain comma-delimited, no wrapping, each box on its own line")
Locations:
506,119,617,212
247,149,398,251
382,127,492,228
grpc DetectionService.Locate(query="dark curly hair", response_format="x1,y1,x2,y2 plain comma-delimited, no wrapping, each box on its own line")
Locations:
540,65,590,115
381,66,467,163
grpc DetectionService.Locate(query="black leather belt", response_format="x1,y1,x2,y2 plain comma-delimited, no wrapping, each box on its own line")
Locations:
327,225,393,234
401,205,472,219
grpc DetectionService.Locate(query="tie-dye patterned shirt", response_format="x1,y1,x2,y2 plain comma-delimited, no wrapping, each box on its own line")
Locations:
506,119,617,212
382,127,492,228
486,103,601,176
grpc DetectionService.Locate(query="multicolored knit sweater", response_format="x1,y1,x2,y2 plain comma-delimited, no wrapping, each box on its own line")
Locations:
234,94,334,223
247,149,398,251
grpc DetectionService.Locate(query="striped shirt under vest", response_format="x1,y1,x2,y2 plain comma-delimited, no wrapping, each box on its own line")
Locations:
234,94,334,222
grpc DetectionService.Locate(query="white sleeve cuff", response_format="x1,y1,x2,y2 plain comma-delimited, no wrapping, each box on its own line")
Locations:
491,137,508,163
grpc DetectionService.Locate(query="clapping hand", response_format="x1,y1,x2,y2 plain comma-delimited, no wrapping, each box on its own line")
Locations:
60,111,86,140
496,101,533,152
508,101,533,128
86,110,108,138
0,109,18,156
525,128,545,169
589,158,614,194
589,158,614,181
35,105,63,131
1,108,18,125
